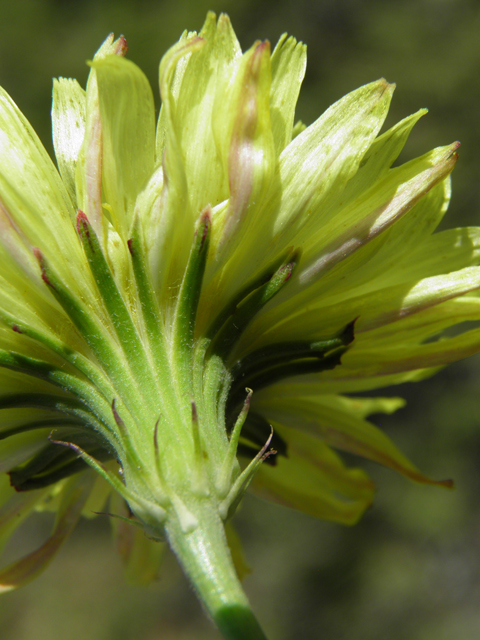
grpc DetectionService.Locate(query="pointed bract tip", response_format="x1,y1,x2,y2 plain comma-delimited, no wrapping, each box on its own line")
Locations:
76,219,92,251
199,205,212,224
76,210,89,235
282,262,295,282
244,388,253,409
196,207,212,249
33,248,50,286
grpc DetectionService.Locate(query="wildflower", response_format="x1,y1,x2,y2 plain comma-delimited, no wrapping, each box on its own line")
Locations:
0,11,479,639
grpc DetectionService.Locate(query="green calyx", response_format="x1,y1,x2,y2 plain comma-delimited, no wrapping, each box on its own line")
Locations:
10,209,351,540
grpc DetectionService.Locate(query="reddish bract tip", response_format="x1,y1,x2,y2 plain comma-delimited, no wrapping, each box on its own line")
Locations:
12,324,22,334
127,238,134,256
192,207,211,252
76,210,90,237
199,205,212,224
33,247,50,286
283,262,295,282
199,216,211,250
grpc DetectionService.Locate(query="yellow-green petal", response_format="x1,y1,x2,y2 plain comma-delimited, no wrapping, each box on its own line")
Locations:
275,79,394,237
252,424,375,525
253,392,451,487
52,78,86,206
269,34,307,155
0,474,93,592
92,55,156,236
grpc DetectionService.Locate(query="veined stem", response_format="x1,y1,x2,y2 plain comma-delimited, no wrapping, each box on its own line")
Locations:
164,501,269,640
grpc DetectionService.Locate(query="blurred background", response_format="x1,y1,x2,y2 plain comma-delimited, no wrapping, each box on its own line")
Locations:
1,0,480,638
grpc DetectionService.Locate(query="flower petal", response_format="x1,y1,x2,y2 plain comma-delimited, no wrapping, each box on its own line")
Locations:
0,429,50,473
253,392,451,487
251,423,375,525
213,38,276,256
110,491,165,585
0,476,49,555
51,78,86,206
157,12,241,211
224,520,251,580
0,89,82,269
275,79,394,237
0,473,93,592
238,149,460,351
345,325,480,376
75,34,128,242
269,34,307,155
297,142,459,285
92,55,156,236
155,33,205,299
204,79,395,312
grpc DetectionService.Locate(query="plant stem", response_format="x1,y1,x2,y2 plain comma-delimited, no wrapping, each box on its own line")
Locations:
165,501,269,640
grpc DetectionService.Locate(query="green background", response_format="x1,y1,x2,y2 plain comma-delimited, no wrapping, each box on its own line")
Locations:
1,0,480,638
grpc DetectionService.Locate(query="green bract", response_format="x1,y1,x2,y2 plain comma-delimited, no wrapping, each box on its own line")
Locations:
0,11,479,638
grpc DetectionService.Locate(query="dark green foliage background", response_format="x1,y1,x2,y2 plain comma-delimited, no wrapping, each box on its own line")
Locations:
1,0,480,638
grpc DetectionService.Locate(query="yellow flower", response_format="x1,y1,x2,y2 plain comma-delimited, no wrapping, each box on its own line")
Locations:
0,11,478,639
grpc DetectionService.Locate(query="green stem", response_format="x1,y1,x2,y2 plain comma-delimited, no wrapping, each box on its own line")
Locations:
165,502,269,640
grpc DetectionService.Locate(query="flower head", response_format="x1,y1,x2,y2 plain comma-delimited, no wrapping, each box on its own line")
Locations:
0,11,479,637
